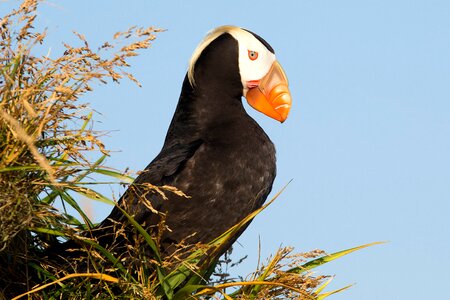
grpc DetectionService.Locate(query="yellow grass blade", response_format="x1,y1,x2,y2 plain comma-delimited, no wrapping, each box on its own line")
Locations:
317,284,353,300
11,273,119,300
195,281,313,299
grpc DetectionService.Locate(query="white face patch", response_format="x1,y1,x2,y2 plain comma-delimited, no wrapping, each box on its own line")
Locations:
188,26,276,93
227,29,276,96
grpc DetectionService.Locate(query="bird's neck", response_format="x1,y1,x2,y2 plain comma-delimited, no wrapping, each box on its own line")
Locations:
163,75,248,145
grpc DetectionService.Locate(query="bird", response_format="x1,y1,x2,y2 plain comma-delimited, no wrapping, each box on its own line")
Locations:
94,25,292,261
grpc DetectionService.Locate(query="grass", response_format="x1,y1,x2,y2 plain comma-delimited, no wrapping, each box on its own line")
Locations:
0,1,382,299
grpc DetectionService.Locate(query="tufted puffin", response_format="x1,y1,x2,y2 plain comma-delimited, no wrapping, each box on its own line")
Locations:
96,26,292,259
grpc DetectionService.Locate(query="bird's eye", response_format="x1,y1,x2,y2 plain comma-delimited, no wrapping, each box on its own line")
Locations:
248,50,259,61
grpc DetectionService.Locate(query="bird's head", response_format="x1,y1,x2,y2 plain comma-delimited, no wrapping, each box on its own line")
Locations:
188,26,292,123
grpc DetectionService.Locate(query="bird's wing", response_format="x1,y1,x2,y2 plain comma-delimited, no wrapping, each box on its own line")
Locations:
97,139,204,230
136,139,204,184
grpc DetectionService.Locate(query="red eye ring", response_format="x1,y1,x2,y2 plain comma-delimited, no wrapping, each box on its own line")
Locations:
248,50,258,61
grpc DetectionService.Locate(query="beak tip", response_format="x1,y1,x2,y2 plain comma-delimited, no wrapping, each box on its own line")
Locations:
278,115,288,123
275,103,291,123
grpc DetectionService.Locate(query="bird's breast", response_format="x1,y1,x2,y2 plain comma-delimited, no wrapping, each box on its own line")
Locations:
164,121,276,244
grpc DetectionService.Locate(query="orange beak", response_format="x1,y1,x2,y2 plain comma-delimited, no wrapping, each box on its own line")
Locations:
245,61,292,123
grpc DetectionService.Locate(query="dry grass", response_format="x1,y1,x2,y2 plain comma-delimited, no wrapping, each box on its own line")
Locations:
0,1,379,299
0,0,161,297
0,0,160,242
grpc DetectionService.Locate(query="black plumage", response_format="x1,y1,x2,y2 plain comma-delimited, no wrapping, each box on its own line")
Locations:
95,29,284,260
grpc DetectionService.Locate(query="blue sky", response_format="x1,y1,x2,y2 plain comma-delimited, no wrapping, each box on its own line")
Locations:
3,1,449,299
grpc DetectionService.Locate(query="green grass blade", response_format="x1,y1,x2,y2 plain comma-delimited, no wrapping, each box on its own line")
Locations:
65,185,115,206
157,267,174,299
317,284,353,300
30,227,67,236
91,168,134,183
79,111,92,133
80,239,131,280
58,189,94,228
314,276,334,295
0,165,43,172
112,206,176,298
113,205,161,262
40,186,66,204
28,262,60,283
289,241,386,274
69,154,108,183
172,284,205,300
